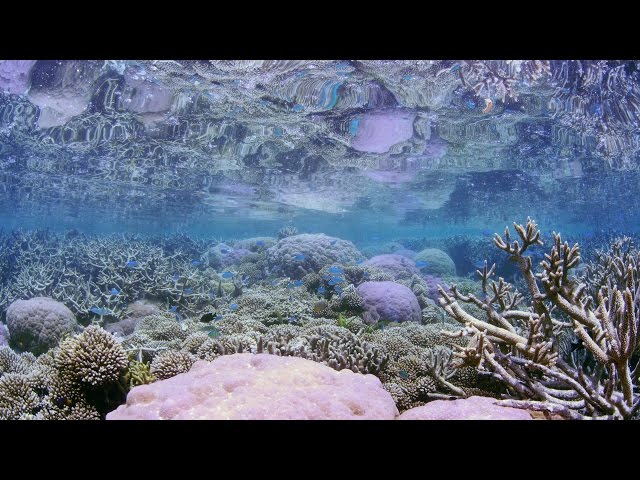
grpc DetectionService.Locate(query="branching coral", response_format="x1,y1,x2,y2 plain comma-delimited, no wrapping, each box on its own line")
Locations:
438,217,640,419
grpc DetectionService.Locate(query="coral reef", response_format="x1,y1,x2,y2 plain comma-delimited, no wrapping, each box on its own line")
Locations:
150,350,196,380
357,281,422,324
6,297,78,355
397,395,533,420
267,233,363,279
415,248,457,278
364,254,420,280
438,218,640,419
106,353,399,420
56,325,128,386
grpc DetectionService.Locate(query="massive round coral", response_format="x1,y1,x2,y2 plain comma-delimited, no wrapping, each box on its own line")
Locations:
107,353,398,420
6,297,78,355
267,233,363,279
415,248,457,277
364,254,420,280
356,281,422,324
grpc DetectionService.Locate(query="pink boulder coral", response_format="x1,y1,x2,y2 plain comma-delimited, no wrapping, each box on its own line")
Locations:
107,353,398,420
397,396,533,420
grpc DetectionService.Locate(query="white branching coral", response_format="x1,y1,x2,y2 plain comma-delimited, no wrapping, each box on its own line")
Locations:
438,217,640,419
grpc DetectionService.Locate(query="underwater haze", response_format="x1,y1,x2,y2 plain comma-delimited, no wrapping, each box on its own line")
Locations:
1,59,640,420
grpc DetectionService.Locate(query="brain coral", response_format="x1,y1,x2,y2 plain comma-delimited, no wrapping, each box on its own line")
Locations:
356,281,422,324
364,254,420,280
6,297,78,355
106,353,398,420
415,248,457,277
267,234,363,279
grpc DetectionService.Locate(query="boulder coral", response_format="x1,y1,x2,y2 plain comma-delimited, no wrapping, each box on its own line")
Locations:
6,297,78,355
356,281,422,324
364,254,420,280
415,248,457,277
267,234,363,279
107,353,399,420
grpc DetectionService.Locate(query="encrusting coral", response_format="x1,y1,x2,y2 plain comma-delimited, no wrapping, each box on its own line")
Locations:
438,217,640,419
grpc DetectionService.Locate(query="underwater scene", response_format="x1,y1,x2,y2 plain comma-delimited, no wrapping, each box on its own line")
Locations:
0,60,639,420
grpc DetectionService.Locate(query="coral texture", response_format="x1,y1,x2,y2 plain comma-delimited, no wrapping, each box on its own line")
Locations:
415,248,457,277
107,353,399,420
267,234,362,279
6,297,78,355
364,254,420,280
397,396,533,420
56,325,128,386
357,281,421,324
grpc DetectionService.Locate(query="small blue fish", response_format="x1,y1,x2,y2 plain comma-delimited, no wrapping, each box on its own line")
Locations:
110,288,120,296
415,260,429,268
191,259,202,266
126,260,138,268
328,266,343,274
294,280,304,287
255,240,265,246
175,312,183,323
90,306,111,316
399,370,410,380
293,254,306,261
221,271,234,279
207,327,221,338
185,287,193,294
327,276,344,286
168,305,178,313
317,286,326,294
274,127,283,137
481,229,493,237
229,303,239,311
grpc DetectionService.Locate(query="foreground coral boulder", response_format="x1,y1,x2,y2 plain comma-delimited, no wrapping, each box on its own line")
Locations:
6,297,78,355
107,353,399,420
397,396,533,420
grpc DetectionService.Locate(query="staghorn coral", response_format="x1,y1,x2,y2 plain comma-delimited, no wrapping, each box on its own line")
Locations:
277,226,299,239
438,217,640,419
150,350,196,380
